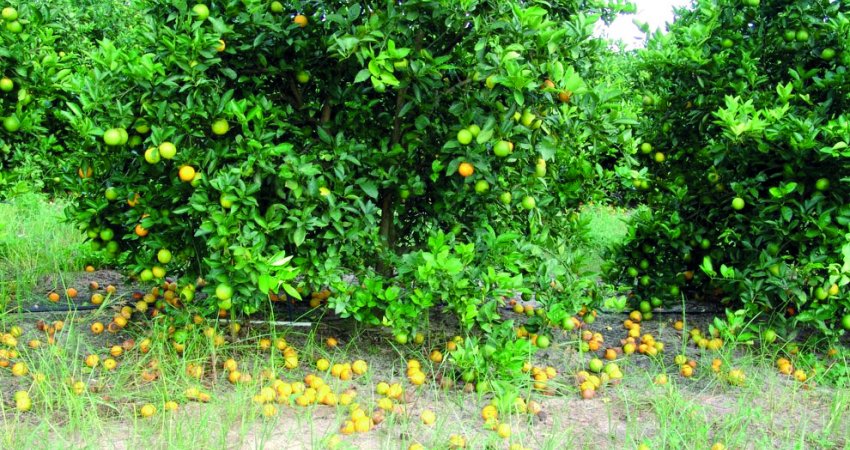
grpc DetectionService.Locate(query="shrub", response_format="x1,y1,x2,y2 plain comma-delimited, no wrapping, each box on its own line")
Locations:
0,0,133,195
57,0,637,333
608,0,850,336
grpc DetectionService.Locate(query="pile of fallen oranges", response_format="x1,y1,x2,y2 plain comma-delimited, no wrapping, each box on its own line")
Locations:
776,357,812,384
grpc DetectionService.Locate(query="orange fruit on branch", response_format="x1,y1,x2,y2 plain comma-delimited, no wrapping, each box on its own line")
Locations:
179,166,196,182
458,162,474,177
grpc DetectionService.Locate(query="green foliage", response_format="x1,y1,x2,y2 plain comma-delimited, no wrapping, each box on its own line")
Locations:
608,0,850,337
0,0,133,195
445,322,536,386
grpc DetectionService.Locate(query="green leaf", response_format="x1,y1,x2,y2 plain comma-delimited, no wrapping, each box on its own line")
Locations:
293,227,306,247
384,286,401,302
537,136,557,161
701,256,716,277
513,90,524,106
476,128,494,144
562,66,587,94
220,68,237,80
359,180,378,199
270,253,293,266
258,274,274,294
283,283,301,300
317,126,333,144
354,69,371,83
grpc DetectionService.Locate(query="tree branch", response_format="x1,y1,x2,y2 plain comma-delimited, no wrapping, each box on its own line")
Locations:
288,77,303,109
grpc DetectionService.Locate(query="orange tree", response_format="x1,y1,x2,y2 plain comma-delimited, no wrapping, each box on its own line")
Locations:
607,0,850,337
0,0,133,195
59,0,637,348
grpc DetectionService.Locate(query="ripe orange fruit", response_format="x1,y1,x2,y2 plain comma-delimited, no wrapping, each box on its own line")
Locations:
339,368,353,381
375,381,390,395
316,358,330,372
408,370,426,386
11,362,27,377
139,404,156,418
262,403,278,417
293,14,308,27
352,360,368,375
387,383,403,399
449,434,466,448
90,322,104,334
66,288,78,298
178,165,196,182
71,381,87,395
727,368,745,386
139,338,152,353
580,388,596,399
84,354,99,368
48,292,60,302
127,192,140,207
15,392,31,411
135,223,149,237
481,404,498,420
826,283,839,296
458,162,474,177
420,409,436,425
102,358,118,370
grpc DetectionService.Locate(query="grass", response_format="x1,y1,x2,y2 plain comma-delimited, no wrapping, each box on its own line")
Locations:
582,203,631,250
0,193,90,308
0,194,847,449
2,317,850,449
578,203,632,273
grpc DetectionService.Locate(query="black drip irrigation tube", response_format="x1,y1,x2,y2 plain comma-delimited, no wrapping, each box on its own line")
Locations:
9,288,728,322
16,304,106,313
595,306,726,315
8,297,347,326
